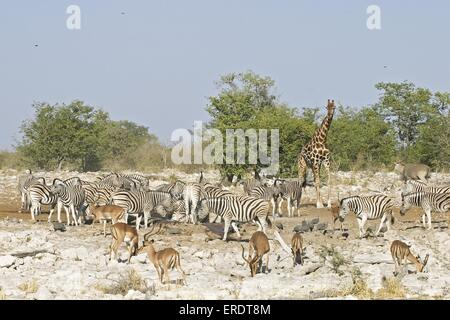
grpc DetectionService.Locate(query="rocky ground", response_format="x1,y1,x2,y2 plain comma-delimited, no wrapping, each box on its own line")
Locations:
0,169,449,300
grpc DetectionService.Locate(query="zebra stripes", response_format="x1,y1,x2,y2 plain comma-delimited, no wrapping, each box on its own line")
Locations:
338,195,394,238
402,180,450,195
111,190,175,229
18,174,46,213
28,180,59,221
183,183,203,224
49,179,86,226
198,195,271,241
400,192,450,230
249,186,281,218
277,181,303,217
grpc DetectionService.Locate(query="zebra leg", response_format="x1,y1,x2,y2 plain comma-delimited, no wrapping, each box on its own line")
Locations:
57,200,63,223
375,214,386,236
222,217,231,241
47,204,55,223
231,222,241,239
63,206,70,225
287,197,292,218
71,204,78,226
426,209,432,230
278,197,284,216
357,216,367,238
30,202,38,221
143,210,150,229
271,198,276,219
422,212,427,229
20,192,26,212
135,215,142,230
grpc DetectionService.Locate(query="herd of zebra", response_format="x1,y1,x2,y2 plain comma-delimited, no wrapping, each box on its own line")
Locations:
16,170,306,240
16,169,450,240
10,168,450,280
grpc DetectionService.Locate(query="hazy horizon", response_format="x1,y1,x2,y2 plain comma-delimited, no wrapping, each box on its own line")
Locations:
1,0,449,150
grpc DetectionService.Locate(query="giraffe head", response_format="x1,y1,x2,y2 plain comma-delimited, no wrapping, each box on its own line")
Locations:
327,99,336,114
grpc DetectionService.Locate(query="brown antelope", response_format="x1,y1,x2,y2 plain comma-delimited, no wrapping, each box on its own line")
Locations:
137,229,186,285
241,231,270,277
89,204,126,237
330,202,344,232
390,240,429,275
291,232,304,266
109,222,139,263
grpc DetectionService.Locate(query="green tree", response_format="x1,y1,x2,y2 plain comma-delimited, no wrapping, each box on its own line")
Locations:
329,106,397,170
17,101,164,171
374,81,444,160
206,71,315,179
414,106,450,170
18,101,100,170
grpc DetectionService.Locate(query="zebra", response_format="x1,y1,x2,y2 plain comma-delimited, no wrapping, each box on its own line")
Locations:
201,183,236,223
49,179,86,226
338,195,394,238
183,183,203,224
249,186,281,218
277,180,304,217
28,179,60,222
100,173,140,191
242,178,265,195
111,190,175,230
119,173,150,191
197,195,271,241
17,169,34,212
400,192,450,230
402,180,450,195
155,180,186,198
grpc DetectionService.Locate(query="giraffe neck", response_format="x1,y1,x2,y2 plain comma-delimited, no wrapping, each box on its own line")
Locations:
311,109,334,145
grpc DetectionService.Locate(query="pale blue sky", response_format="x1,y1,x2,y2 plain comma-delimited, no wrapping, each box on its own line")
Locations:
1,1,449,150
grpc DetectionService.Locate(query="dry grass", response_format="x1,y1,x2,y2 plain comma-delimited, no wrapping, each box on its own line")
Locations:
96,269,154,296
17,279,39,294
325,271,407,300
0,287,6,300
375,276,407,299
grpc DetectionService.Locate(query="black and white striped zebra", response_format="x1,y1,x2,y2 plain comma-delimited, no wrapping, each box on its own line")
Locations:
201,183,236,223
249,186,281,218
18,173,46,213
120,173,150,190
400,192,450,230
183,183,203,224
198,195,271,241
49,179,86,226
155,180,186,198
111,190,175,229
277,181,304,217
28,179,60,221
242,178,264,195
100,173,140,191
338,195,394,238
402,180,450,195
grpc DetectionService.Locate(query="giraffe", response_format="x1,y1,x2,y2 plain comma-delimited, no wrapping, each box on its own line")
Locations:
297,99,336,208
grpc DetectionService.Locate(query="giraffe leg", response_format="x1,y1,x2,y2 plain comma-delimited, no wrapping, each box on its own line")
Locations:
323,157,331,208
298,156,307,182
312,164,323,208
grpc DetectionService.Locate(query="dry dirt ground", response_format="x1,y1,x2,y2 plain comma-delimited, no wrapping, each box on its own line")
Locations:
0,169,449,300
